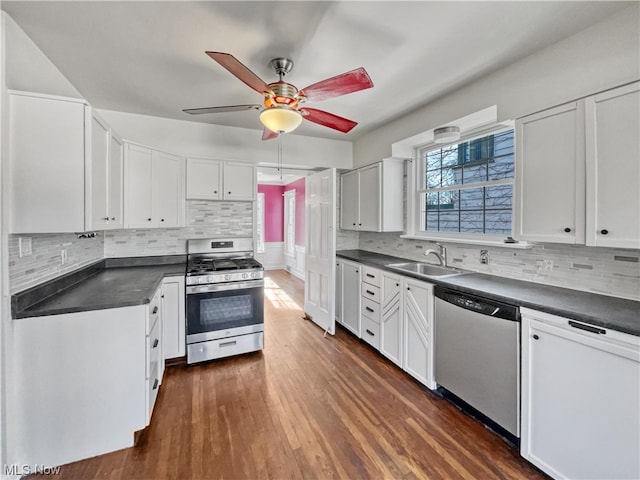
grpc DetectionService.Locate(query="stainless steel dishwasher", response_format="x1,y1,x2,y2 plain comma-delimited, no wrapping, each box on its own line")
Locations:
434,286,520,441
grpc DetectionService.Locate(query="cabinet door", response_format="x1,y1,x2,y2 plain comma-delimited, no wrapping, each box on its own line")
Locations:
124,144,153,228
515,101,585,244
152,151,185,227
87,112,110,230
522,312,640,479
381,272,403,367
358,164,382,231
107,133,124,229
223,162,256,201
335,260,343,324
10,93,86,233
403,278,435,388
162,277,186,359
341,261,361,336
186,159,222,200
340,171,359,230
585,82,640,248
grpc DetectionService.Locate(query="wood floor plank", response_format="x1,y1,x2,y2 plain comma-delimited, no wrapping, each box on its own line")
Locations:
28,269,547,480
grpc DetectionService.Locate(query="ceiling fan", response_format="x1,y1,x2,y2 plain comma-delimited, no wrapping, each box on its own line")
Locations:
183,52,374,140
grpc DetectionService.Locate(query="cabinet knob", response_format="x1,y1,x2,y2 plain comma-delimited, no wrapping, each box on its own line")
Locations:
214,190,218,194
355,270,359,273
148,218,152,221
600,229,609,235
358,223,362,226
352,223,356,226
111,217,115,221
407,287,410,291
103,216,110,221
564,227,571,233
533,334,539,340
228,191,232,195
161,218,165,222
396,283,399,287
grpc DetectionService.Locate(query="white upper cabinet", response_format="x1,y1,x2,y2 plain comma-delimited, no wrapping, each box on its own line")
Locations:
186,159,222,200
108,132,124,229
124,144,185,228
223,162,256,201
585,82,640,248
515,82,639,248
340,158,404,232
516,101,585,244
9,91,122,234
186,159,256,201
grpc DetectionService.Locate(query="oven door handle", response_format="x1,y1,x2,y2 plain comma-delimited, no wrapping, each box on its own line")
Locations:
186,279,264,294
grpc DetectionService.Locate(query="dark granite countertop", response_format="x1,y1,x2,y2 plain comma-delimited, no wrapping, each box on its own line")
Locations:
13,256,186,319
337,249,640,337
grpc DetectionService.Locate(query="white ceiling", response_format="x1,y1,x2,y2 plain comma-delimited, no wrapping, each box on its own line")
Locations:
2,1,630,141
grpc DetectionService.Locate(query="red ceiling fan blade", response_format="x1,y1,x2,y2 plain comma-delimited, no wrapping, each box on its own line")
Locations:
183,105,261,115
299,67,373,102
301,108,358,133
206,52,274,95
262,128,279,141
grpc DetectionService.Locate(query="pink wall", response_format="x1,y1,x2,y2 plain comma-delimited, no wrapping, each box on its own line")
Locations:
258,184,284,242
284,177,306,246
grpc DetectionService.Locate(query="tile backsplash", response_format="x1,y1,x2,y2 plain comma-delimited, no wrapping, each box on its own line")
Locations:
104,201,254,257
358,232,640,300
8,232,104,294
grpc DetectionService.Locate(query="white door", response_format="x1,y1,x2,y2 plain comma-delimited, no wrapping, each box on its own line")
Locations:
304,169,336,334
223,162,256,201
124,143,153,228
403,278,436,389
340,260,361,336
152,150,184,227
585,82,640,248
108,133,124,229
88,113,110,230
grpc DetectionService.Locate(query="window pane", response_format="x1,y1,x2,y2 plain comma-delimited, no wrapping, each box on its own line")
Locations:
420,128,514,236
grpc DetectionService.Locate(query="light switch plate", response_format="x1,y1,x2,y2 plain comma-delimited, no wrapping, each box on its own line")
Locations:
19,237,32,257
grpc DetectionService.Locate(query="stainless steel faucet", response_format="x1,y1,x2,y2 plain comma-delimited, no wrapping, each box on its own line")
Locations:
424,243,447,266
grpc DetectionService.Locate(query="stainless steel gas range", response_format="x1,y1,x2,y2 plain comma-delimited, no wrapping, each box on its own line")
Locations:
185,238,264,364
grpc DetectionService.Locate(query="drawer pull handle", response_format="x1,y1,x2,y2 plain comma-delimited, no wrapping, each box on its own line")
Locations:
532,334,539,340
152,306,158,315
366,290,375,296
220,340,237,348
568,320,606,335
153,338,159,348
366,329,375,336
365,307,374,313
366,273,375,278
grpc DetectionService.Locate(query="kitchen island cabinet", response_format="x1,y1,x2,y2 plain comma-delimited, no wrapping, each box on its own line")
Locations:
10,283,164,470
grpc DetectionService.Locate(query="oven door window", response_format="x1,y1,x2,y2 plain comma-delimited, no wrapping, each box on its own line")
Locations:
187,285,264,334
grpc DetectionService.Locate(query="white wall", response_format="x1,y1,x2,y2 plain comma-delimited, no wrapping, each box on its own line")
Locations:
353,5,640,168
98,109,353,169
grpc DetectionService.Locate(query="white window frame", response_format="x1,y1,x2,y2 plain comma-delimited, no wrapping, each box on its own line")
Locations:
256,192,265,254
406,123,516,243
284,189,296,257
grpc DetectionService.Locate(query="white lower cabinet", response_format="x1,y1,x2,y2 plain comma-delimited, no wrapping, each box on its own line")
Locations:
339,260,361,336
336,259,435,389
161,276,186,359
381,271,403,367
402,278,436,389
335,260,343,324
521,308,640,480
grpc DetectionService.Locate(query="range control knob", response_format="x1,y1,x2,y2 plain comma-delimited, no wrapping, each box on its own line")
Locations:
251,272,257,279
242,273,248,279
224,274,231,281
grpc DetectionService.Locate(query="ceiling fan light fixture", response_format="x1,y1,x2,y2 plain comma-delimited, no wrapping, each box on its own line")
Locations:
434,126,461,144
260,107,303,134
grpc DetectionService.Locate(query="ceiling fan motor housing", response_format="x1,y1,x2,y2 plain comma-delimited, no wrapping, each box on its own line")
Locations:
265,81,299,108
270,57,294,77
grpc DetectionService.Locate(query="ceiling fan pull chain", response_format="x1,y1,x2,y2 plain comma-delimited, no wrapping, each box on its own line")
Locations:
278,135,283,180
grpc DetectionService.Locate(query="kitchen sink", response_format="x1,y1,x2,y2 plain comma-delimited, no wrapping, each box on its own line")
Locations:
385,262,469,278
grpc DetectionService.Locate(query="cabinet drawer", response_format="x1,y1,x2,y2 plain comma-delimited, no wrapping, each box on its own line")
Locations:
361,297,380,322
361,316,381,350
361,266,382,288
187,332,264,364
361,282,381,303
147,363,160,423
146,317,161,379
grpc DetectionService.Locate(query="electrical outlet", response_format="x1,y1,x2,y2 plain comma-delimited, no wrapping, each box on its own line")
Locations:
480,250,489,265
61,249,67,266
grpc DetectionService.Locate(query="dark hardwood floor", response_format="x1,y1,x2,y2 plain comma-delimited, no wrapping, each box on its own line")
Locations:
33,270,545,479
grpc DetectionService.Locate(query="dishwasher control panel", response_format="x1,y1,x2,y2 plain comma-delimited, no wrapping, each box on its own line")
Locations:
434,286,520,321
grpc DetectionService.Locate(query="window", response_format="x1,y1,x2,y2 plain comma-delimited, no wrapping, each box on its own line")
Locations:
256,193,265,254
284,190,296,256
416,128,515,238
